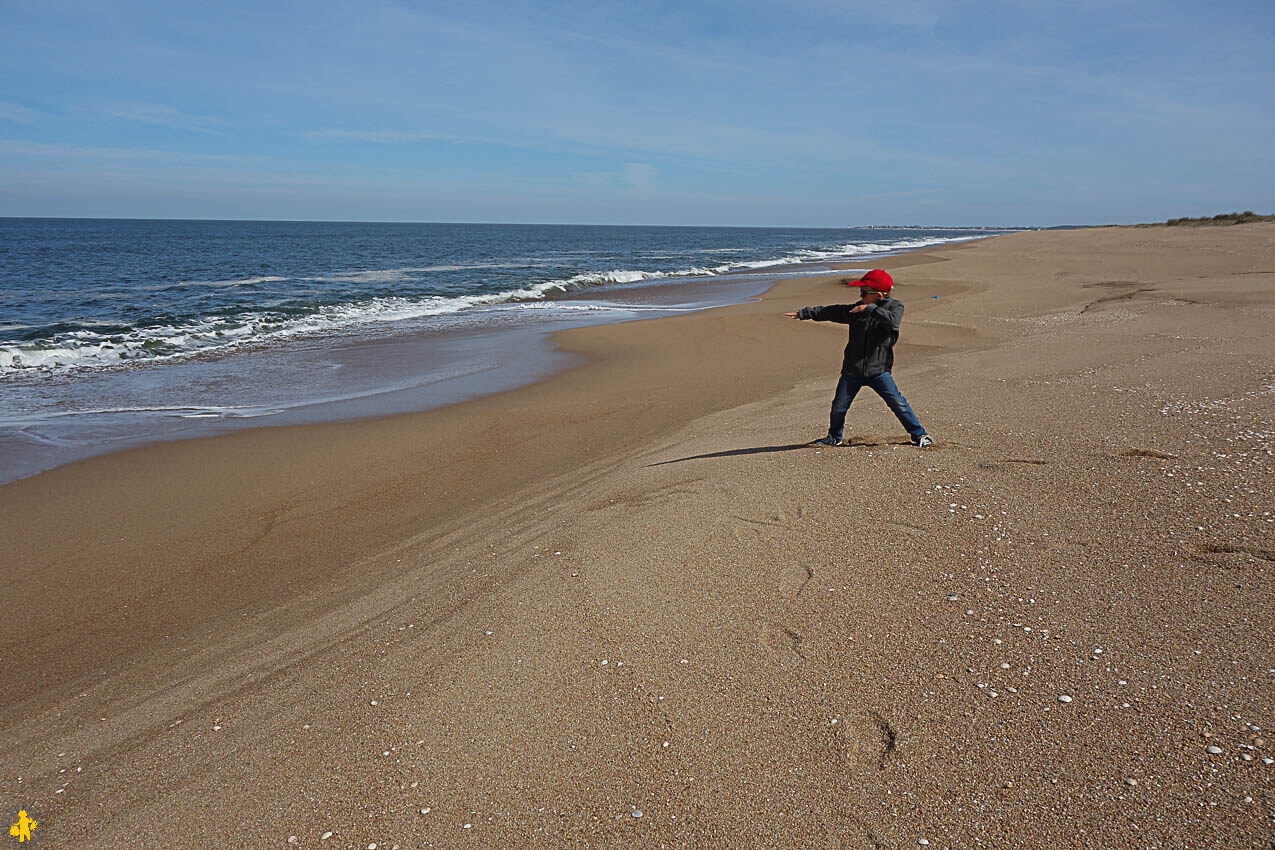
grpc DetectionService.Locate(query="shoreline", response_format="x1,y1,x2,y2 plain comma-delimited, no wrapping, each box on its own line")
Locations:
0,260,906,487
3,225,1272,847
0,235,978,486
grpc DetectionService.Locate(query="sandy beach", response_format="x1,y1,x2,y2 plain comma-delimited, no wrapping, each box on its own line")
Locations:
2,224,1272,847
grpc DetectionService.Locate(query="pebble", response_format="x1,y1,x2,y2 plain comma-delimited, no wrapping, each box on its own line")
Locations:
322,832,333,841
918,840,930,847
463,823,472,829
420,808,430,815
1058,695,1073,703
1206,746,1223,754
946,594,958,601
288,837,298,845
631,809,643,818
1124,778,1138,786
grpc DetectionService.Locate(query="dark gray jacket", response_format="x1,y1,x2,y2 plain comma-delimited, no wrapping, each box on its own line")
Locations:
796,297,904,377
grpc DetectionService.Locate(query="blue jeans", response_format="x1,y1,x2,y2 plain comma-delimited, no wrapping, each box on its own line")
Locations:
827,371,926,442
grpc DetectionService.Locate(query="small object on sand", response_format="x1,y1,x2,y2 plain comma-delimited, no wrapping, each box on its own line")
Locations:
484,630,493,636
1058,695,1073,703
322,832,333,841
918,840,930,846
1000,663,1011,669
946,594,958,601
288,838,298,846
1124,778,1138,786
1206,745,1223,754
421,808,430,815
370,700,378,706
463,823,472,829
631,809,643,818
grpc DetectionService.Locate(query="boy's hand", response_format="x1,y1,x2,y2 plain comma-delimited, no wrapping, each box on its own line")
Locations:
784,312,800,319
850,304,869,313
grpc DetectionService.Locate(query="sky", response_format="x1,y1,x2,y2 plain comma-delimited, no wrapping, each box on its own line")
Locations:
0,0,1272,227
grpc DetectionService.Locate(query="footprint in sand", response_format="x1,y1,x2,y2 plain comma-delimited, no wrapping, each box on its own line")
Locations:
758,623,805,670
730,505,807,544
777,565,813,599
1192,541,1275,564
835,710,898,771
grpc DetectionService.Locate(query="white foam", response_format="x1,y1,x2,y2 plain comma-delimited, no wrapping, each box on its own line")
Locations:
179,275,291,288
313,263,536,284
0,291,652,375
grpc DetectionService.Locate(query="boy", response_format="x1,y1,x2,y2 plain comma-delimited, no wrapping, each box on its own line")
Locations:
784,269,933,447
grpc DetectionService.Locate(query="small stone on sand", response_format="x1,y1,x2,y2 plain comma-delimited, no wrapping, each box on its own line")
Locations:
1058,695,1073,703
1206,746,1223,754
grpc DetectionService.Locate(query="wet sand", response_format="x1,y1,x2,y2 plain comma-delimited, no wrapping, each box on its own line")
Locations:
1,224,1272,847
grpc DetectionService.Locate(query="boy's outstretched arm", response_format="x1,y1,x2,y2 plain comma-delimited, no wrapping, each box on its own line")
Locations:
784,305,854,322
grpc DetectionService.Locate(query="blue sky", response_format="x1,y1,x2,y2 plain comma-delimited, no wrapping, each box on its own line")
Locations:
0,0,1271,226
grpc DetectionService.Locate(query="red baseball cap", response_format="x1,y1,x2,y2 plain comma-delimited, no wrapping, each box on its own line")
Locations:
852,269,894,292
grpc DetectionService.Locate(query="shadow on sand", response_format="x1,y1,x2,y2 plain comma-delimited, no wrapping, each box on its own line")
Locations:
647,443,810,466
648,438,916,466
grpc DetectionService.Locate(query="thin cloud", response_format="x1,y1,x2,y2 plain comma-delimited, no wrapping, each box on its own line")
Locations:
0,101,40,124
101,102,228,134
305,129,468,143
0,139,250,164
622,162,658,194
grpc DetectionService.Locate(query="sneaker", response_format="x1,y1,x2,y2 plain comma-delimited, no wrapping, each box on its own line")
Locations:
811,436,843,447
915,434,934,448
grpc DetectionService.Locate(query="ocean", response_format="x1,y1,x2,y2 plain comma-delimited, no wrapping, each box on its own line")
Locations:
0,219,1007,482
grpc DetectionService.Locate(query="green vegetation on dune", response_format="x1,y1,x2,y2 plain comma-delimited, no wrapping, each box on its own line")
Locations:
1164,211,1273,226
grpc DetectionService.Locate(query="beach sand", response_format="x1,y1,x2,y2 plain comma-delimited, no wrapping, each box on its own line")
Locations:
2,224,1272,847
